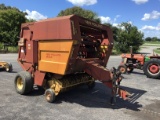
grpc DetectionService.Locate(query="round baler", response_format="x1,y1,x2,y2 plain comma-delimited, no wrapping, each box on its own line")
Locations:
14,15,130,103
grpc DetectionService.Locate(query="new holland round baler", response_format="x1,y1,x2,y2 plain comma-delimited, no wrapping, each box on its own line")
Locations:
14,15,130,103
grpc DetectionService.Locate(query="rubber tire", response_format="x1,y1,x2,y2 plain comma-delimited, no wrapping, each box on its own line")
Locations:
45,89,56,103
143,59,160,79
87,81,95,89
5,63,12,72
14,71,33,95
118,65,127,74
127,67,134,73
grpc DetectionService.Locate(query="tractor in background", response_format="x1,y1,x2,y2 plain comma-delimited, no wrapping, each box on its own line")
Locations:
0,43,13,72
0,61,12,72
118,46,160,79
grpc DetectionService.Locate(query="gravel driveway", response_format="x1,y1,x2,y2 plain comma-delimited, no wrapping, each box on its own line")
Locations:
0,53,160,120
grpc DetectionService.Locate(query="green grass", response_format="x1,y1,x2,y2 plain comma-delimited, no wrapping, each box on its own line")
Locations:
7,46,18,53
142,41,160,47
142,44,160,47
144,41,160,45
153,48,160,54
140,46,148,48
0,43,18,53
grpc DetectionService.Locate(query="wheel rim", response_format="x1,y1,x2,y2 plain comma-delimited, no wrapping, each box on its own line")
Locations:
120,67,126,73
127,67,133,72
17,77,23,90
46,92,51,101
148,64,160,75
127,67,131,71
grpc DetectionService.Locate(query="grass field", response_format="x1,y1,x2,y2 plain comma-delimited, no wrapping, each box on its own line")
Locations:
153,48,160,54
144,41,160,44
142,41,160,54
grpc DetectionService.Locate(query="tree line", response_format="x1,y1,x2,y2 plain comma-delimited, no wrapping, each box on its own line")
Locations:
0,4,156,53
145,37,160,42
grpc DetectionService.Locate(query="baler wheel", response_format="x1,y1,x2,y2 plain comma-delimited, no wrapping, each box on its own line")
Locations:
14,71,33,95
143,59,160,79
45,89,56,103
118,65,127,74
5,63,12,72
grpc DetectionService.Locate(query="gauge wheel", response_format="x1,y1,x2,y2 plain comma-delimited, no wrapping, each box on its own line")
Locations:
118,65,127,74
14,71,33,94
45,89,56,103
143,59,160,79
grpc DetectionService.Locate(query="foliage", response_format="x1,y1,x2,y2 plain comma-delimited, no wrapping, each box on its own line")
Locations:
26,19,36,22
145,37,160,41
103,23,119,42
0,43,3,49
0,4,26,46
57,6,101,23
7,46,18,53
145,37,152,41
114,22,144,53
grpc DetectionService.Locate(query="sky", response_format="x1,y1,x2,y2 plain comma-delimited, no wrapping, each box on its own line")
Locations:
1,0,160,38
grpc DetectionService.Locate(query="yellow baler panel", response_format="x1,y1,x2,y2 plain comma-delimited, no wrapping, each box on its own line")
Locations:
38,40,73,75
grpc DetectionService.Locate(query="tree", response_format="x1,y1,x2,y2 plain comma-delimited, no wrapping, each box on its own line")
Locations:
103,23,119,42
57,6,101,23
152,37,159,41
26,19,36,22
115,22,144,53
145,37,152,41
0,4,26,46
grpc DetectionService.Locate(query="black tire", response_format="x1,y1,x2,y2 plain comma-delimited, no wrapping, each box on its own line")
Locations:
87,81,95,89
127,67,134,73
45,89,56,103
143,59,160,79
5,63,12,72
117,65,127,74
14,71,33,95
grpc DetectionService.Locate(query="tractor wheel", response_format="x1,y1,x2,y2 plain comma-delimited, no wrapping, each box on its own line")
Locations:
87,81,95,89
143,59,160,79
5,63,12,72
14,71,33,95
45,89,56,103
118,65,127,74
127,67,134,73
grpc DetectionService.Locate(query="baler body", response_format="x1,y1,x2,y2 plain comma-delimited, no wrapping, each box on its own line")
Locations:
15,15,129,103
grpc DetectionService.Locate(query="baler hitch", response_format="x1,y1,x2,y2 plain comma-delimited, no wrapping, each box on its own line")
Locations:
110,67,131,105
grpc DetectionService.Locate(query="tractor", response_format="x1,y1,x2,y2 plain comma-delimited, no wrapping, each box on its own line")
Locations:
118,47,160,79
